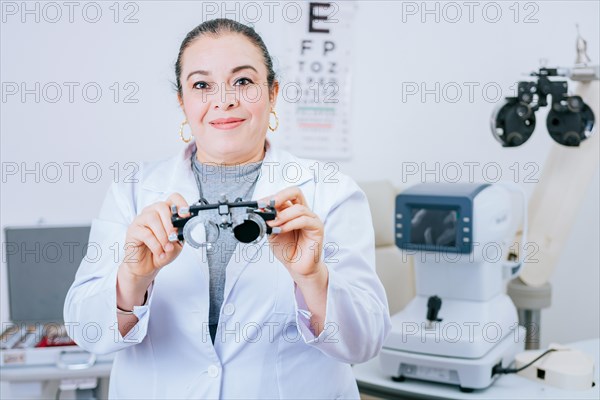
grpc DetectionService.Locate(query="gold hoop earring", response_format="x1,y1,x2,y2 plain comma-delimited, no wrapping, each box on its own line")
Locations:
268,110,279,132
179,119,192,143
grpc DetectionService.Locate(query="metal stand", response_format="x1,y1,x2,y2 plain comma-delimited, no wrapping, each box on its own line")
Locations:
507,278,552,350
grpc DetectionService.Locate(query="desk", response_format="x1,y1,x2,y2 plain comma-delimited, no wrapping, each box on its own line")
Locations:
354,339,599,399
0,361,112,399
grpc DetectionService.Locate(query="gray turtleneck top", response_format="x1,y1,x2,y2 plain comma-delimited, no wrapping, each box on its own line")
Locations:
190,148,263,344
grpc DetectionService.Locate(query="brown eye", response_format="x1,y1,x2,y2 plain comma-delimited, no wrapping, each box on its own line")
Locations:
235,78,253,86
193,81,209,90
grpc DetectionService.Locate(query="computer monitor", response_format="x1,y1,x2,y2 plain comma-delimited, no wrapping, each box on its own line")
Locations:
4,226,91,323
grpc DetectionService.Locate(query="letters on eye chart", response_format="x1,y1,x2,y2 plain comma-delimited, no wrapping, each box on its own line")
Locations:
275,2,355,161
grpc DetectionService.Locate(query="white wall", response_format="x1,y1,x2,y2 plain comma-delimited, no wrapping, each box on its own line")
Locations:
2,1,598,348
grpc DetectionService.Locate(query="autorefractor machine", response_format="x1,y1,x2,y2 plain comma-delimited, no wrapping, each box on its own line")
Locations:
379,183,527,392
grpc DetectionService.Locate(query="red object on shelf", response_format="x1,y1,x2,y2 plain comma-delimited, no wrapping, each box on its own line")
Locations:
35,336,76,348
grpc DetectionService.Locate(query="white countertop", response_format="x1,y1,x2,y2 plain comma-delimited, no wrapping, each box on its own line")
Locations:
353,339,599,399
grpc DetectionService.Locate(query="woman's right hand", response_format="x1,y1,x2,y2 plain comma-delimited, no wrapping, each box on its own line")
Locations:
121,193,190,282
115,193,189,333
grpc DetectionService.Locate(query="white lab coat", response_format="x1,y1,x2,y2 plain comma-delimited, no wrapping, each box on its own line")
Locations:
64,138,392,399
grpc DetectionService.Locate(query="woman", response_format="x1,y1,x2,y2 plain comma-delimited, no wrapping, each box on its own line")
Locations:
64,18,391,399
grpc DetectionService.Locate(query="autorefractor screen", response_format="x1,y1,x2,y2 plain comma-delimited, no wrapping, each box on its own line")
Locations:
409,207,458,247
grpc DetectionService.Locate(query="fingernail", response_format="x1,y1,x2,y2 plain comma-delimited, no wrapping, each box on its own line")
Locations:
165,243,174,252
168,232,178,242
272,227,281,234
179,207,190,215
159,253,166,259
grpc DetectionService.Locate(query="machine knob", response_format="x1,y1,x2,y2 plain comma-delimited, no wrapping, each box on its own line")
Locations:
426,295,442,323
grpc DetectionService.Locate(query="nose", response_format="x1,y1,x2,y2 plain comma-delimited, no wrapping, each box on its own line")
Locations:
214,87,240,110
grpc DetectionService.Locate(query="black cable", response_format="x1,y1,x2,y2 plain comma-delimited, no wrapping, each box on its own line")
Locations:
493,348,559,375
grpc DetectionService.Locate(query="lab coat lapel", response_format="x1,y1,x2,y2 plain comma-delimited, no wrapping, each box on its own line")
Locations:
140,142,202,207
221,138,314,304
141,143,210,287
166,143,202,206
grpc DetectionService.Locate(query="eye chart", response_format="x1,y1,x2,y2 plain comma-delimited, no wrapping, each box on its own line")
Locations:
273,2,356,161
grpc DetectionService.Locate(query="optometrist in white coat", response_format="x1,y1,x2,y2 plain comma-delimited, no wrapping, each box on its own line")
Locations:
64,18,391,400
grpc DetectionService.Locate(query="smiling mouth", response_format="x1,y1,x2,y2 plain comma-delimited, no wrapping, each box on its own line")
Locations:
209,119,246,130
210,119,245,124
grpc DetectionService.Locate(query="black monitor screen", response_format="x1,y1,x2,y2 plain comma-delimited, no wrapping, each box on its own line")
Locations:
4,226,90,323
410,207,458,247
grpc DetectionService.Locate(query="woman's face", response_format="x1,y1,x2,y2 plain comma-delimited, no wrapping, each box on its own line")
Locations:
178,33,278,164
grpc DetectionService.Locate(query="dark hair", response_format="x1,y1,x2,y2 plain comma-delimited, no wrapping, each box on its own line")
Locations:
174,18,277,100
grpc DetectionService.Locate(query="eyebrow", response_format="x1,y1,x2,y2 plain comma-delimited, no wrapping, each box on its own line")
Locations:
186,65,258,81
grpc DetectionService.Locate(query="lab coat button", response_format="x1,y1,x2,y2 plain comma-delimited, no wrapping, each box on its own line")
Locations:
223,303,235,316
207,365,219,378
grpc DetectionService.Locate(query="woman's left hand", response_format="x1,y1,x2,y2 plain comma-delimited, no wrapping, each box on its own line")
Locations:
259,186,325,281
260,186,329,336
